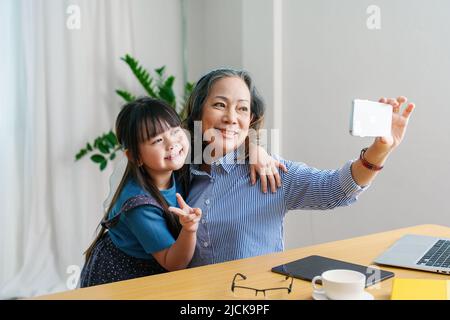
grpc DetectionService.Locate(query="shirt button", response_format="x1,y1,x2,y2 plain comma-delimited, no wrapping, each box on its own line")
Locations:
203,242,208,247
201,219,206,224
205,199,210,205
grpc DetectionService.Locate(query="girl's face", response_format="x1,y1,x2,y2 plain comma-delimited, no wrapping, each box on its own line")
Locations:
201,77,252,157
138,126,189,173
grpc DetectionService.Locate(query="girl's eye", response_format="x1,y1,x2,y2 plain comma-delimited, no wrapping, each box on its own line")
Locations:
152,138,163,145
239,106,249,112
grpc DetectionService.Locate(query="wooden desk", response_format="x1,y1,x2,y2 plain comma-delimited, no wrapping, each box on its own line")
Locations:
36,224,450,300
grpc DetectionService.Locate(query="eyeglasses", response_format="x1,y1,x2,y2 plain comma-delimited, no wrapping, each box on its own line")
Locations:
231,273,294,298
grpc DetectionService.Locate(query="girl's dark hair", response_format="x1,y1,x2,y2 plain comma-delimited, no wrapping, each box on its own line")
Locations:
84,97,189,262
183,68,265,162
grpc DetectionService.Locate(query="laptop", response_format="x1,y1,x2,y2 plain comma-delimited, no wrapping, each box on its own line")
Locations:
374,234,450,274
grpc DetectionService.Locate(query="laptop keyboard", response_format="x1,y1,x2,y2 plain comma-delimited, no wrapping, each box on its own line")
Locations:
416,240,450,268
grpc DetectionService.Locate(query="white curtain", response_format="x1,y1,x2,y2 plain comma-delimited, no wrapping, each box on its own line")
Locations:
0,0,135,298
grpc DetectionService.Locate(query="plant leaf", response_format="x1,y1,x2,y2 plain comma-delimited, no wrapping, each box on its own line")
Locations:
116,89,135,102
75,149,87,161
106,131,118,146
184,81,194,101
102,133,114,149
99,160,107,171
97,142,110,154
121,54,157,98
91,154,106,163
103,139,114,150
155,66,165,76
93,137,101,149
179,81,195,120
158,76,176,107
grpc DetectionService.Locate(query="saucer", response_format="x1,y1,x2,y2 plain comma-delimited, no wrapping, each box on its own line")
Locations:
312,291,374,300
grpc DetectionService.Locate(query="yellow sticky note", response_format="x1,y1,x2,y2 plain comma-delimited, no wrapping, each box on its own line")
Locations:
391,278,449,300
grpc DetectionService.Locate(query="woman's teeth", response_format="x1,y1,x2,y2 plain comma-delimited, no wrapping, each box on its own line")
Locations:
217,129,237,138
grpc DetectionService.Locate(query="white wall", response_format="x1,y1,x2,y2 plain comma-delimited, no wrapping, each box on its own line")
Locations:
186,0,242,82
186,0,450,249
129,0,184,99
282,0,450,248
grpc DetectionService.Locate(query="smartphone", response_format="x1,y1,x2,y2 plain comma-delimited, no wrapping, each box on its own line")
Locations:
349,99,392,137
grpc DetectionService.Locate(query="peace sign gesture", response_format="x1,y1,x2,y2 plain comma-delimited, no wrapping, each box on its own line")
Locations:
169,193,202,233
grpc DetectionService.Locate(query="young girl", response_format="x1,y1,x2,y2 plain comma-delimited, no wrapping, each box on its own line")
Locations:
80,97,201,287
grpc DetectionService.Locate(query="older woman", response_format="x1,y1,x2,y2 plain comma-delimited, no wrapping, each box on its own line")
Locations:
184,68,415,267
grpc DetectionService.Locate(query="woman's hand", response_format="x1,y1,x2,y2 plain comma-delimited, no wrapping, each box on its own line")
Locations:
351,96,415,187
169,193,202,233
375,96,415,152
249,144,288,193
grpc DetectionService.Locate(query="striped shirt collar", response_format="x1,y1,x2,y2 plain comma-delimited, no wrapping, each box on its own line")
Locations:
191,149,247,175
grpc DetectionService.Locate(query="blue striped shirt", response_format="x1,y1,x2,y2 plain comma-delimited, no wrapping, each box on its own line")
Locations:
187,151,369,267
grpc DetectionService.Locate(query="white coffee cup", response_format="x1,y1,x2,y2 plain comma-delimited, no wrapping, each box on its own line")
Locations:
311,269,366,300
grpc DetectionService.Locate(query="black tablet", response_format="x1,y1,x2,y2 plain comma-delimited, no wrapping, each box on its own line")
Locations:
271,255,395,287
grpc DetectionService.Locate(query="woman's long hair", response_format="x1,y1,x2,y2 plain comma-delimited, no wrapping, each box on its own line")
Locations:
84,97,189,263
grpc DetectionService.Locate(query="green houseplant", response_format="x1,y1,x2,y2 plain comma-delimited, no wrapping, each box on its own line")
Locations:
75,54,194,171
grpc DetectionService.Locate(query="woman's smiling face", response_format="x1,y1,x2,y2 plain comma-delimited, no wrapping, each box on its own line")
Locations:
201,76,252,158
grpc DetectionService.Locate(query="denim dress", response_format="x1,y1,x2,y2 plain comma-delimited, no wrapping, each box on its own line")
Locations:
80,194,171,288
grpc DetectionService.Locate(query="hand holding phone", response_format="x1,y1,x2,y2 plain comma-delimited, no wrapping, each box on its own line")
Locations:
349,99,392,137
